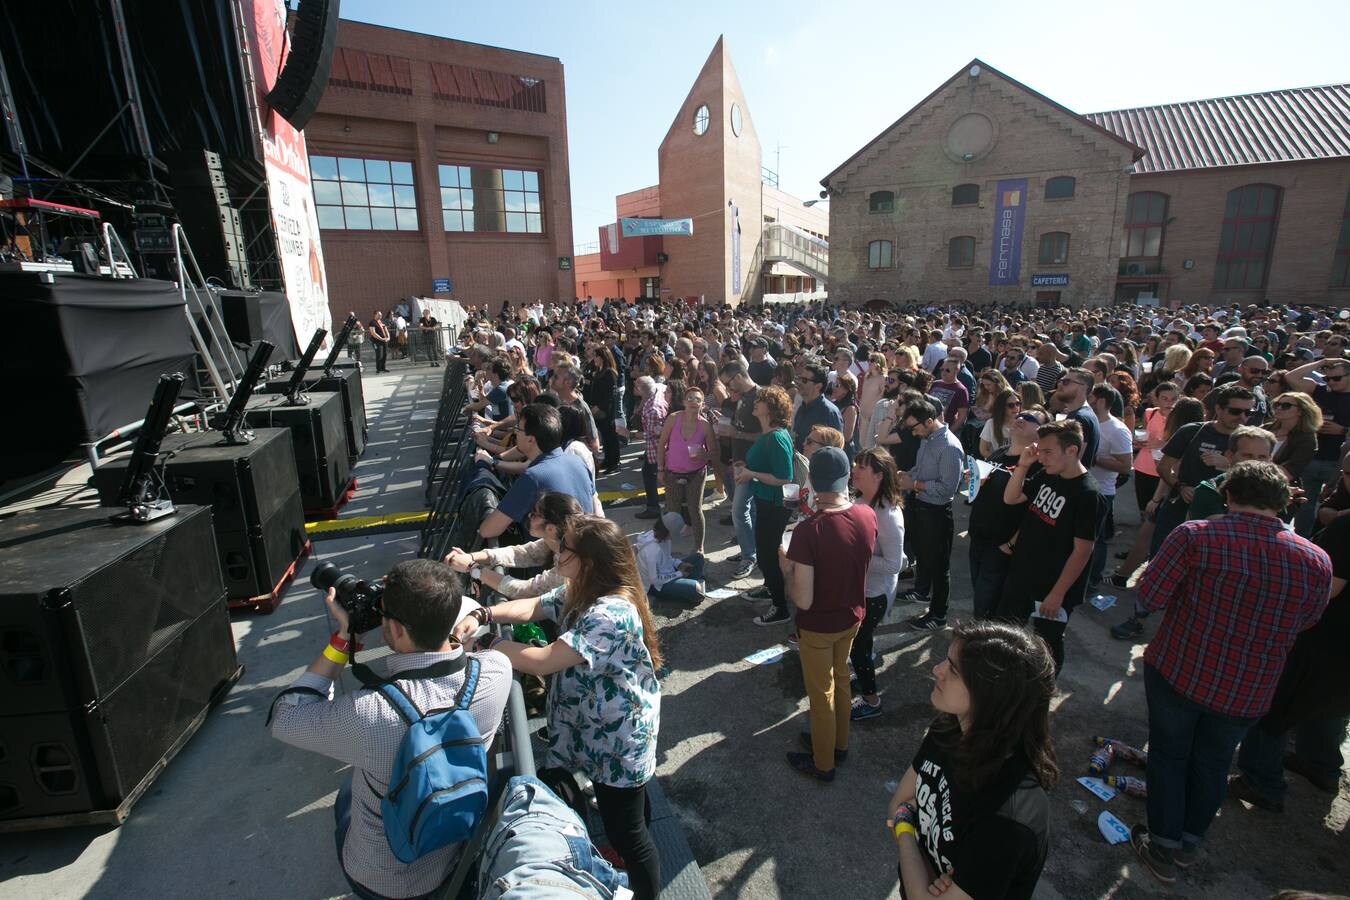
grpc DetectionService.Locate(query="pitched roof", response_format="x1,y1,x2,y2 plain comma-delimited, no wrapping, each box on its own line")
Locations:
1084,84,1350,174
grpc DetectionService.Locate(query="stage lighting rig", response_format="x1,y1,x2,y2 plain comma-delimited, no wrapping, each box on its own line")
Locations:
113,373,185,524
321,314,357,378
213,341,274,444
282,328,328,406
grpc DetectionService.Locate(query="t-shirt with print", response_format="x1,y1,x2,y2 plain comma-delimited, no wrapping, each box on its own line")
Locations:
1163,422,1231,492
539,588,660,788
928,380,970,423
1006,470,1103,609
730,390,763,461
787,503,877,633
908,730,1049,900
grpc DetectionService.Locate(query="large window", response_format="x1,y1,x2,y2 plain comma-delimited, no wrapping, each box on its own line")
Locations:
1332,189,1350,289
311,155,418,231
948,236,975,268
1038,232,1069,265
1045,176,1076,200
868,240,893,269
439,165,543,233
1122,191,1167,262
1214,184,1281,290
869,190,895,213
952,183,979,206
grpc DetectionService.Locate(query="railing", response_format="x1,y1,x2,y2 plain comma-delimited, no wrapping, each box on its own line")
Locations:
739,223,830,305
171,224,245,408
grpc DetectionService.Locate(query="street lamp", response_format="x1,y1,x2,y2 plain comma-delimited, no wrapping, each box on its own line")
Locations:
803,199,828,207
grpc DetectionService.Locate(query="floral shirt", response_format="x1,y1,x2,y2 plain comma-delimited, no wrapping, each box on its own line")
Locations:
540,588,661,787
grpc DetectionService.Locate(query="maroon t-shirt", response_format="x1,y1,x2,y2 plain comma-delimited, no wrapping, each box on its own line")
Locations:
787,503,878,633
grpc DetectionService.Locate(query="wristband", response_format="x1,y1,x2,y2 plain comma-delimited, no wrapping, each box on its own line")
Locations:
892,821,917,839
322,645,350,665
330,633,352,653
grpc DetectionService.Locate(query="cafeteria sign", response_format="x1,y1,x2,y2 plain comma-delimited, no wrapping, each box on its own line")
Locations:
621,217,694,238
1031,273,1069,287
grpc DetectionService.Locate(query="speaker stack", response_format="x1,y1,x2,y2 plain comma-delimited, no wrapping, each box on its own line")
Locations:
266,0,340,130
260,368,368,465
244,393,353,516
92,429,309,612
169,149,251,290
0,505,241,829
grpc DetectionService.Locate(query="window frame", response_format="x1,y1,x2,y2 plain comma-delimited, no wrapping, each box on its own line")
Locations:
1332,189,1350,289
310,154,419,232
1038,231,1070,266
951,183,980,207
1213,183,1282,291
867,239,893,270
868,190,895,214
438,164,545,235
947,235,975,268
1121,191,1168,262
1045,176,1076,200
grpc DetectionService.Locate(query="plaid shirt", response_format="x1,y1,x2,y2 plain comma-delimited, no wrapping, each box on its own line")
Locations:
1139,512,1331,718
641,392,668,463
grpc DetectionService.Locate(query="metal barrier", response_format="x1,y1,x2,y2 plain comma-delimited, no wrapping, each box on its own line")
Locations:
418,356,474,559
427,358,470,484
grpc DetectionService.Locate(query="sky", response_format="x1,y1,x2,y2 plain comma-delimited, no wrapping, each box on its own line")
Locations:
342,0,1350,254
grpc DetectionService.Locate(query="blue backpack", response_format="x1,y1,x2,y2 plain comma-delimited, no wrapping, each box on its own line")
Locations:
355,656,489,863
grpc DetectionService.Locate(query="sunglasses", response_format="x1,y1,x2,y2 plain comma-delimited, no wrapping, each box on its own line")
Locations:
1223,406,1254,416
1016,412,1041,423
1330,375,1348,382
1272,401,1297,411
1245,367,1269,374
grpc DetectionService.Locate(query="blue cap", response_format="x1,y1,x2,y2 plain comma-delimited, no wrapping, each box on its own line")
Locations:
809,446,851,493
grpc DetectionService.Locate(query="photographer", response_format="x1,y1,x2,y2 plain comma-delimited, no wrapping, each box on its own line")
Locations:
269,560,512,900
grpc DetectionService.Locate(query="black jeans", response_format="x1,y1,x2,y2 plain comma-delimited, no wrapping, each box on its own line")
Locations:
968,534,1011,619
754,497,790,615
372,340,388,372
596,414,621,469
641,458,660,510
593,781,660,900
994,576,1074,675
910,501,954,617
849,594,889,696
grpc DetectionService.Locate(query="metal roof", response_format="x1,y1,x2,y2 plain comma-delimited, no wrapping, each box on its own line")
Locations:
1085,84,1350,174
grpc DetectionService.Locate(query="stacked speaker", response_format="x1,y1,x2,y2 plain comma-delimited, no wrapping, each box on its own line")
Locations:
170,149,250,290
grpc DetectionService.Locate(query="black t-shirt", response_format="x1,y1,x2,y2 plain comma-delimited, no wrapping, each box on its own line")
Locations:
969,450,1025,544
969,345,993,373
908,731,1049,900
1308,514,1350,653
1008,469,1103,607
1311,385,1350,459
1163,422,1230,491
730,390,762,461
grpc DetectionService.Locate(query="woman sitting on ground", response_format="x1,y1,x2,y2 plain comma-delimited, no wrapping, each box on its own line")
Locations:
444,491,582,598
634,511,706,604
886,620,1057,900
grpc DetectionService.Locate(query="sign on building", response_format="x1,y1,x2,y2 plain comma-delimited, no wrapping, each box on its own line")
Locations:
432,277,452,292
1031,273,1069,287
989,179,1028,287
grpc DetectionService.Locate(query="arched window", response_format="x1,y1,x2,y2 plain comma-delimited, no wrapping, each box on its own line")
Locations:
1038,232,1069,265
869,190,895,213
1121,191,1168,264
1214,184,1281,290
947,236,975,268
867,240,893,269
951,184,979,206
1045,176,1076,200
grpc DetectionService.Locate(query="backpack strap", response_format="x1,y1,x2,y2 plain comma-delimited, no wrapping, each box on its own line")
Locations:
454,657,481,710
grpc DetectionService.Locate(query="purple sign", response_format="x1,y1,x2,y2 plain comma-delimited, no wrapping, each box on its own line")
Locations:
989,179,1027,286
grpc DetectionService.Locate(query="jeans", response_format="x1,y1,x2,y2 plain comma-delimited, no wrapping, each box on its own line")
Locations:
649,554,705,604
335,775,436,900
910,501,954,617
592,781,660,900
732,477,758,561
1149,495,1187,557
799,622,860,772
664,468,707,553
1237,715,1349,803
753,498,790,615
641,459,660,511
968,535,1011,619
1144,664,1257,849
1297,457,1340,537
849,595,889,696
1088,506,1116,587
348,341,363,362
372,340,389,372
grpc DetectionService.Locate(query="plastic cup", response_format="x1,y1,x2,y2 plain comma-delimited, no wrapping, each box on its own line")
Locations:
782,483,801,512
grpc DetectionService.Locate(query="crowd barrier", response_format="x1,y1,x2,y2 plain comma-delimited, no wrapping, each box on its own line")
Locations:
419,357,476,560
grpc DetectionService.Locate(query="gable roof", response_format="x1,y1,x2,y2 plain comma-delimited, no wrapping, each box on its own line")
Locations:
821,58,1143,187
1084,84,1350,174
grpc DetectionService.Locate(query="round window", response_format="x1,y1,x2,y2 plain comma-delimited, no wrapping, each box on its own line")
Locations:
693,104,710,136
730,103,742,137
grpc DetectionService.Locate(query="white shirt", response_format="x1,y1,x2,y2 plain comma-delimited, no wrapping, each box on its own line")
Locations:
921,342,948,371
1090,415,1133,497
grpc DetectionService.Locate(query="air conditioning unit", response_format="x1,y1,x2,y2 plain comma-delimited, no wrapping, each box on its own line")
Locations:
1124,261,1148,276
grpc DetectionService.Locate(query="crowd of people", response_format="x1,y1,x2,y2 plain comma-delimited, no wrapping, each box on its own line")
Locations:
274,293,1348,899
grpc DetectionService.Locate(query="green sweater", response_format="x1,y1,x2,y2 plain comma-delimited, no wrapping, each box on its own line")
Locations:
746,428,794,502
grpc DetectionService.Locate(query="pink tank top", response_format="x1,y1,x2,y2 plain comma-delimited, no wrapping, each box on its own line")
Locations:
666,414,707,473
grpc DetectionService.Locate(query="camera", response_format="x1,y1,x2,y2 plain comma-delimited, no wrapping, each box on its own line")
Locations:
311,562,385,635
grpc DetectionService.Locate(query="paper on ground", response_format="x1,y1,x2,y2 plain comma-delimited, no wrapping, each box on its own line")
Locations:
744,644,789,665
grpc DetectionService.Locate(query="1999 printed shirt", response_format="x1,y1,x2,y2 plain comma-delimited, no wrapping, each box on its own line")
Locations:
539,588,661,787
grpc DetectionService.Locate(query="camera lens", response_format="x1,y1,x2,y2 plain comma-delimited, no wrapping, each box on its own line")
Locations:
310,561,341,591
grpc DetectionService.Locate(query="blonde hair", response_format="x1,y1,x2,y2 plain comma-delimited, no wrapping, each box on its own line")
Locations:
1274,392,1322,434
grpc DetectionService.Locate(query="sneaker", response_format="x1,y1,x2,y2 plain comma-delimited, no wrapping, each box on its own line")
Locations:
786,631,799,647
895,590,927,605
1173,843,1200,869
708,490,728,505
747,585,772,600
729,552,745,562
634,507,661,520
1130,824,1177,884
753,608,792,626
731,559,757,580
798,731,847,763
1227,774,1285,812
1284,753,1341,794
785,751,835,782
851,698,883,721
1110,615,1145,640
907,613,947,632
1107,573,1133,589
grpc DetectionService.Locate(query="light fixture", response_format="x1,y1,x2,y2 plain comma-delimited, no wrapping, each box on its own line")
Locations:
963,152,974,161
487,132,500,144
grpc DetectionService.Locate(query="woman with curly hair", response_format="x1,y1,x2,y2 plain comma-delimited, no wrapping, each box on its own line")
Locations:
735,385,797,626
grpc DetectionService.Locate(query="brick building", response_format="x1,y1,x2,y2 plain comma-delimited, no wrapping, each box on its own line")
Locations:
823,60,1350,309
305,20,574,320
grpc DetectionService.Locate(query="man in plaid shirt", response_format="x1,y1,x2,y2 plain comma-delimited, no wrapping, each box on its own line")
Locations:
1130,460,1331,884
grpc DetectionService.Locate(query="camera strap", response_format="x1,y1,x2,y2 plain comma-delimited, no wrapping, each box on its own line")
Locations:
350,653,467,688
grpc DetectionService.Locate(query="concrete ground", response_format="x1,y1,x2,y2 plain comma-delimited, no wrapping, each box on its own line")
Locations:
3,362,1346,899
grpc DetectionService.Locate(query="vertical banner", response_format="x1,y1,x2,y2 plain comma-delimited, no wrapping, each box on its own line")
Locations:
242,0,332,349
605,222,620,254
989,179,1027,286
730,203,742,296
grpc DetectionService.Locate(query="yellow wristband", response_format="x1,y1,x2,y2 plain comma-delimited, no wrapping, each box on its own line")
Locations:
322,645,350,665
892,821,917,839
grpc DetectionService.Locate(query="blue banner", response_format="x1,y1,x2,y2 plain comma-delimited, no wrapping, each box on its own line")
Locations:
989,179,1027,286
621,217,693,237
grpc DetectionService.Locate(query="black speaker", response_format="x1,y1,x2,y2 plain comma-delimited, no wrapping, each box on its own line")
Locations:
0,506,239,826
90,430,309,607
244,393,351,514
219,292,265,346
265,0,340,130
260,368,367,464
169,150,251,290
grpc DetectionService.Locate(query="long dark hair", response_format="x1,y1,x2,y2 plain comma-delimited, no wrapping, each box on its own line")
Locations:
929,620,1059,792
988,388,1019,448
852,447,902,510
563,517,663,669
531,491,584,566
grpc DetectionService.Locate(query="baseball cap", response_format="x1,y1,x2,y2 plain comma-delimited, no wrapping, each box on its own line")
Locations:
808,446,851,493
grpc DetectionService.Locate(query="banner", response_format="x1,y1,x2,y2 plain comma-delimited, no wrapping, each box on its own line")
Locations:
989,179,1027,286
730,203,741,295
242,0,332,350
621,217,693,238
605,222,620,254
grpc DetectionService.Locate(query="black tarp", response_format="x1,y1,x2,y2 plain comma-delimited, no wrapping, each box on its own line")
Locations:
1,273,201,482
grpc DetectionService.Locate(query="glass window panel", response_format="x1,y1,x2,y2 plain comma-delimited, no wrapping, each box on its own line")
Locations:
458,166,472,186
506,212,527,232
1247,260,1264,288
502,169,525,190
440,187,461,209
341,182,368,205
393,185,417,208
391,161,414,184
1257,187,1277,217
882,243,892,266
1252,221,1272,252
462,211,475,231
310,156,339,180
1149,194,1166,222
313,180,342,205
870,243,880,268
1219,224,1235,254
504,191,526,213
525,193,540,213
460,187,474,210
443,210,462,232
364,159,391,183
523,171,539,191
526,213,542,233
439,165,458,187
1236,223,1252,253
1238,187,1259,217
344,207,371,229
1143,227,1162,257
338,157,365,181
1224,190,1241,219
317,205,345,229
397,208,418,230
370,207,397,230
368,183,395,207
